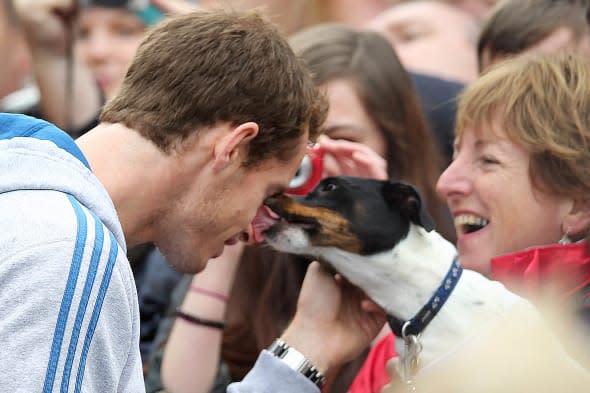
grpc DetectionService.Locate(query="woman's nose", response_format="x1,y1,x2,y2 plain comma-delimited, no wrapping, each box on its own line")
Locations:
436,157,471,200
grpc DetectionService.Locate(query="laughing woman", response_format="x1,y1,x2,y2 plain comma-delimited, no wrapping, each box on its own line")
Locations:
368,52,590,392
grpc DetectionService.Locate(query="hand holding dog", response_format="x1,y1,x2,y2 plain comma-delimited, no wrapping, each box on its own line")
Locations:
319,135,388,180
281,261,386,381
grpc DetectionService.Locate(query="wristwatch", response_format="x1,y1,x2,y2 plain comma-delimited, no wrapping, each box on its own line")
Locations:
267,338,326,388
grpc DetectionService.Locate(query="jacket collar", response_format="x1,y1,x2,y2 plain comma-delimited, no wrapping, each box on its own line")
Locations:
491,242,590,302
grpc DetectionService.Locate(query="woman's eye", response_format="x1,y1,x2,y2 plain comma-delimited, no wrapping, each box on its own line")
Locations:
480,156,499,165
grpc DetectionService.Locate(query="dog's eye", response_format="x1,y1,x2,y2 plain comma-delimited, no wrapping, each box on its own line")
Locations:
320,182,338,192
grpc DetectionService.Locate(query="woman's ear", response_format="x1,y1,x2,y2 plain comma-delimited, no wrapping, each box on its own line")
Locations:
561,199,590,240
213,122,259,172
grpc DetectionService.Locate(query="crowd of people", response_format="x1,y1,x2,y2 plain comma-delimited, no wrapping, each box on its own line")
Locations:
1,0,590,392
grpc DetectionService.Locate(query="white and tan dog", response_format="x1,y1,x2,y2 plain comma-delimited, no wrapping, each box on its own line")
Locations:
263,176,589,392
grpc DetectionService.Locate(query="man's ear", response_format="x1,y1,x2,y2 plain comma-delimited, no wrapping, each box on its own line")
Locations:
561,199,590,241
384,181,435,232
213,122,259,172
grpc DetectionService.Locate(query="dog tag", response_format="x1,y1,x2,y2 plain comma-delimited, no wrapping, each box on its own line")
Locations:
400,334,422,392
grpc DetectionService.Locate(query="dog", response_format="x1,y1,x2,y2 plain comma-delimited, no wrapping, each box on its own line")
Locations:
261,176,589,391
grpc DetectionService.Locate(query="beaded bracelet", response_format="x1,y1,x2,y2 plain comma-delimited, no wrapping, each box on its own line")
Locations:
174,308,226,330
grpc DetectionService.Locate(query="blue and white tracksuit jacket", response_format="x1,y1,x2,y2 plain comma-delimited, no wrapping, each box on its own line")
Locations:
0,113,144,392
0,113,322,393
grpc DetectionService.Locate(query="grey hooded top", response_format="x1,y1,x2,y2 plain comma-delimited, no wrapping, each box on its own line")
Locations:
0,113,319,393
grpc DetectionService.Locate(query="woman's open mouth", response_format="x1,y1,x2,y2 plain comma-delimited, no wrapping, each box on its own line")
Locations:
455,214,489,235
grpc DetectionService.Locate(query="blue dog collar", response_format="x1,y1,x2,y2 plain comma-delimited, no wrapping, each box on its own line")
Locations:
387,257,463,337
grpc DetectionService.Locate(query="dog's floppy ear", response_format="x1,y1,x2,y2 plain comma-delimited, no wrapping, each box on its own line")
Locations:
383,182,435,232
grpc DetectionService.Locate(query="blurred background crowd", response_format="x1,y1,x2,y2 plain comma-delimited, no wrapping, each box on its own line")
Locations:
4,1,590,392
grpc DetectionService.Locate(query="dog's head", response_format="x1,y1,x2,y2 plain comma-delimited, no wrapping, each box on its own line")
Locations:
263,176,434,256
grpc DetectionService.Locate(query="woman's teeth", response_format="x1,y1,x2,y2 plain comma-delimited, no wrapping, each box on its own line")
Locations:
454,214,489,234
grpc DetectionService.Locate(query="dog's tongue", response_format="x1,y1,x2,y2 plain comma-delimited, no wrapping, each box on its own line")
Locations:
251,206,280,243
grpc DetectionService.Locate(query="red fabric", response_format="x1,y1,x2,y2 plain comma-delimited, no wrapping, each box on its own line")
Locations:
491,242,590,302
348,333,396,393
348,242,590,393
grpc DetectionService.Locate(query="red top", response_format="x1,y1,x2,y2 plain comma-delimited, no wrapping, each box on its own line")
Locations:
348,333,396,393
491,242,590,302
348,242,590,393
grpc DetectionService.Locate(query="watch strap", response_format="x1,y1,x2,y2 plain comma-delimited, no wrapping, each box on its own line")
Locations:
268,338,326,388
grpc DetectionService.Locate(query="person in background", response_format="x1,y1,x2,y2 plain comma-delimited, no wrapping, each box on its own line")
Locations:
0,0,38,115
13,0,148,135
147,23,453,393
366,0,479,163
367,0,481,83
477,0,590,73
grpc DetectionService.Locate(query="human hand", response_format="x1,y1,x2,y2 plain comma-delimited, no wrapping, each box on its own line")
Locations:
281,262,386,378
318,135,388,180
13,0,76,53
150,0,201,15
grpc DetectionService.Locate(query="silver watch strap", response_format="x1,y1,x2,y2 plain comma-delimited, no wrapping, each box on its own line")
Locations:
268,338,326,388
